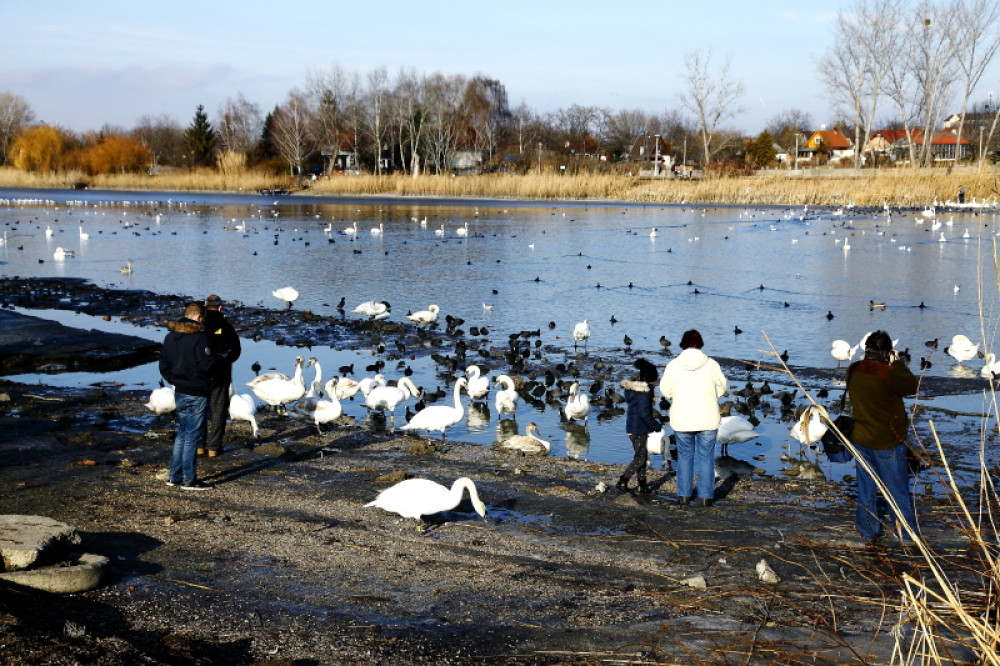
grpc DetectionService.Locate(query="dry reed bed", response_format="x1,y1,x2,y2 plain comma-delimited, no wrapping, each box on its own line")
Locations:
1,166,998,207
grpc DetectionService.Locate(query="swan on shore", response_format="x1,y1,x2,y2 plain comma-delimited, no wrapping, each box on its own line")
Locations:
365,376,420,427
145,383,175,415
498,422,550,455
228,392,260,442
247,355,303,387
313,378,344,433
831,339,857,366
399,377,468,441
250,357,306,413
365,476,487,522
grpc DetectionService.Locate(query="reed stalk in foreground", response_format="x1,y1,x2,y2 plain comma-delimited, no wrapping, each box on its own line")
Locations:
1,166,998,207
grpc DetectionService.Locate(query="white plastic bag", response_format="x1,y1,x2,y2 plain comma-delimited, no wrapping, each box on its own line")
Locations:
646,428,665,455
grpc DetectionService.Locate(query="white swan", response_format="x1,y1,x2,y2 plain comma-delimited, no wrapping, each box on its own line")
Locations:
399,377,468,441
406,304,440,325
44,225,53,238
493,374,519,418
313,378,344,433
370,223,384,235
573,319,591,350
53,247,74,260
434,224,445,236
250,357,306,413
331,375,362,400
228,392,260,442
78,225,89,240
498,422,550,455
649,227,657,238
981,353,1000,379
563,382,591,425
145,384,175,415
247,355,303,387
717,414,760,454
365,376,420,426
341,221,359,235
357,373,386,399
946,334,979,364
353,300,391,320
288,358,324,417
455,221,469,237
790,406,829,445
365,476,487,521
831,339,857,366
272,286,299,309
465,365,490,401
120,259,133,275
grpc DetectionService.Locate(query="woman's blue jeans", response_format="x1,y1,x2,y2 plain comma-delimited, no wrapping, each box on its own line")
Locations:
170,393,208,485
675,429,717,500
854,443,917,543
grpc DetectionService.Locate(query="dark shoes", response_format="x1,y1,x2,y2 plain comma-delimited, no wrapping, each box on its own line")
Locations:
615,477,629,492
677,496,690,506
636,479,651,494
700,498,714,508
181,480,213,491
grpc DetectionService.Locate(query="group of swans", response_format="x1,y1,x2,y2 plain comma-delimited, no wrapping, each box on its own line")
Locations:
248,355,306,414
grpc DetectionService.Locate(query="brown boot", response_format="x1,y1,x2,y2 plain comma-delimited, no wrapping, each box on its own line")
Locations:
196,448,206,456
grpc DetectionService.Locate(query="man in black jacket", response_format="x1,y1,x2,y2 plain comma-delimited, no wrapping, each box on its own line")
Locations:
160,301,216,490
202,295,242,457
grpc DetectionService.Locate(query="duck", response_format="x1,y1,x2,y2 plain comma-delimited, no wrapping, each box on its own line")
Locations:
493,374,519,418
790,405,829,445
249,357,306,414
717,414,761,455
364,376,420,427
312,378,344,433
981,353,1000,379
465,365,490,401
405,304,440,325
563,382,591,426
145,383,175,415
353,300,391,320
399,377,468,441
498,422,550,455
365,476,487,522
573,319,591,350
272,286,299,309
830,339,858,366
228,392,260,443
945,334,979,364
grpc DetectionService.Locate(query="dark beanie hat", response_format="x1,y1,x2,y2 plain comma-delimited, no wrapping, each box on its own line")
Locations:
634,358,658,383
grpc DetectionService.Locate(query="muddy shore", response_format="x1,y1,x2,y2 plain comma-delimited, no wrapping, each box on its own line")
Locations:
0,280,990,665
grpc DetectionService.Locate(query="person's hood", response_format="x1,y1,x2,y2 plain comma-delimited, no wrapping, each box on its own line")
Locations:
167,318,204,334
621,379,652,393
677,347,709,371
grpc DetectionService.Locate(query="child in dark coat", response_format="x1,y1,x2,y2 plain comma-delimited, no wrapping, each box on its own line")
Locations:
617,358,663,493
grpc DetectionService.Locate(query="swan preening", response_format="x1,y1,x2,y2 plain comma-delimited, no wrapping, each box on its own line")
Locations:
946,334,980,364
498,422,550,455
830,339,858,366
790,405,829,445
365,476,487,522
405,304,440,325
272,286,299,309
353,300,391,320
399,377,468,441
247,355,304,387
493,374,519,418
716,415,760,455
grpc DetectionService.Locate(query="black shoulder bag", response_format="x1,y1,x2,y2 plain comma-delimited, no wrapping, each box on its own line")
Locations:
821,365,854,463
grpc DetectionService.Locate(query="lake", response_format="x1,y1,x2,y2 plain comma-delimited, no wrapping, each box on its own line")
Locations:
2,187,998,484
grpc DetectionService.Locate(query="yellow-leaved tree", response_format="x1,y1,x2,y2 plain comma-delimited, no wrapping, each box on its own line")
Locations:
10,125,65,172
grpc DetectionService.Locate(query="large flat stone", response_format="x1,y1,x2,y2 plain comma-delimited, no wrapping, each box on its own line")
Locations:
0,515,81,571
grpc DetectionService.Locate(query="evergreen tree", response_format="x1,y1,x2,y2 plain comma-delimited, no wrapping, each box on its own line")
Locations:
256,108,279,161
184,105,217,167
745,130,777,169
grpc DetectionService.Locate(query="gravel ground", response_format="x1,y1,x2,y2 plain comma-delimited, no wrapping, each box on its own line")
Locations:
0,377,987,665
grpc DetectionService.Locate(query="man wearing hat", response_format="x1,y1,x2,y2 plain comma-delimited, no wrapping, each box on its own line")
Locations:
202,295,242,456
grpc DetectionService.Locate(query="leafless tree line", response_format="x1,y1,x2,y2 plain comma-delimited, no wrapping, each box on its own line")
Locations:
819,0,1000,168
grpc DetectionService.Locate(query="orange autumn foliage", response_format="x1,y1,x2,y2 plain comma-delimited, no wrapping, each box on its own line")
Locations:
68,136,151,176
10,125,65,172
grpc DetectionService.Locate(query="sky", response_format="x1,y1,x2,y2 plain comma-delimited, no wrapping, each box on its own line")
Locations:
2,1,995,136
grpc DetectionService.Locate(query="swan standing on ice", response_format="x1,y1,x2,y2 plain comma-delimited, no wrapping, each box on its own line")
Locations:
493,374,519,418
272,286,299,309
406,304,440,325
400,377,468,441
365,476,487,523
498,422,550,455
228,392,260,443
465,365,490,401
573,319,591,350
563,382,591,426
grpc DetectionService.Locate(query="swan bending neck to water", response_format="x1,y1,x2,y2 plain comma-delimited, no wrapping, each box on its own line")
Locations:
399,377,468,441
272,286,299,309
364,376,420,427
365,476,487,522
228,392,260,443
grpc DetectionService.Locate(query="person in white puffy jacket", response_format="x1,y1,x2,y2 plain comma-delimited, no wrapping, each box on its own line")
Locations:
659,329,727,507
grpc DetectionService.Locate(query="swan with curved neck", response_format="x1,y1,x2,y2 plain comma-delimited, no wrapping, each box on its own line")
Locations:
365,376,420,427
365,476,487,521
563,382,591,426
493,374,519,418
406,304,440,325
228,392,260,443
399,377,468,441
247,355,303,387
465,364,490,400
499,422,550,455
313,378,343,433
249,356,306,414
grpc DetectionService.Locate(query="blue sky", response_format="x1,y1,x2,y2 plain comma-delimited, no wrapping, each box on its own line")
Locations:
2,1,976,135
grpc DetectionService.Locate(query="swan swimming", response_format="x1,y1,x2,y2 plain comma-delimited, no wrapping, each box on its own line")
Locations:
563,382,591,426
53,247,74,260
272,286,299,309
498,422,550,455
399,377,468,441
455,221,469,237
365,476,487,522
120,259,133,275
493,374,519,418
405,304,440,325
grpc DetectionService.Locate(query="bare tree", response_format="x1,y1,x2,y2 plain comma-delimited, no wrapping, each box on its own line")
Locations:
913,3,960,166
603,108,650,160
948,0,1000,167
391,68,425,176
217,93,263,156
272,91,315,186
818,0,904,169
306,63,358,175
132,114,184,168
0,90,34,166
765,109,813,153
423,73,465,174
678,49,745,166
362,67,390,174
510,101,541,159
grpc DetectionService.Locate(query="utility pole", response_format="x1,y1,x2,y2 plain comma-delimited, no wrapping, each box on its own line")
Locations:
537,142,542,176
654,134,660,176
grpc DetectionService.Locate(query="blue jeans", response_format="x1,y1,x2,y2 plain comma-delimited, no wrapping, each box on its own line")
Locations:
675,430,717,500
170,393,208,485
855,443,917,543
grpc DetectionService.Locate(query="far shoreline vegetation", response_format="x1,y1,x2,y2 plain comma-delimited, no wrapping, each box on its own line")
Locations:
2,166,999,208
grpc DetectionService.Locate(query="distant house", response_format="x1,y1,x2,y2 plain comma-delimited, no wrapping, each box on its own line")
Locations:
800,129,854,163
942,112,995,131
451,150,483,171
886,129,972,162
